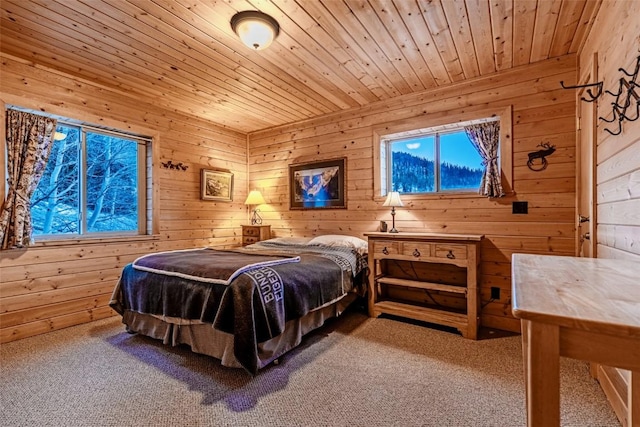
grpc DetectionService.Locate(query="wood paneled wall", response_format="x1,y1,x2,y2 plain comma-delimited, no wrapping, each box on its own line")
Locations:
580,2,640,262
248,55,579,332
577,3,639,425
0,54,249,343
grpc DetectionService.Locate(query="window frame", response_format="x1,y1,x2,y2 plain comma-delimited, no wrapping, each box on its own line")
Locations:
384,125,492,194
1,99,161,246
373,106,513,201
34,123,151,239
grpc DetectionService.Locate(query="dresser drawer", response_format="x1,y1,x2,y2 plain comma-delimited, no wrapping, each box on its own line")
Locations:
401,242,432,260
243,227,260,237
372,240,401,258
243,236,259,245
434,244,467,260
241,225,270,246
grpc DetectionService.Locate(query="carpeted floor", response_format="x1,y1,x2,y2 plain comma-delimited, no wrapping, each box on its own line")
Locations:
0,309,620,427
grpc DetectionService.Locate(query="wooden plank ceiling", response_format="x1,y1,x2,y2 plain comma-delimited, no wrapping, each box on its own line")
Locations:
0,0,601,133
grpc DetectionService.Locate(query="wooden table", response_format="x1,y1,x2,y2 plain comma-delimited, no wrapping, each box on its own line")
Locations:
511,254,640,427
365,232,482,339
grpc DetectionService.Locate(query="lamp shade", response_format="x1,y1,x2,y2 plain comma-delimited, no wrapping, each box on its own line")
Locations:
383,191,404,207
231,11,280,50
244,190,266,205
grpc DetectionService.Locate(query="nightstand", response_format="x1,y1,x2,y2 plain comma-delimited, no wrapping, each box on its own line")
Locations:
241,225,271,246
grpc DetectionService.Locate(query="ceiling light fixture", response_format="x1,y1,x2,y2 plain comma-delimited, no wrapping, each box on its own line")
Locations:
230,10,280,51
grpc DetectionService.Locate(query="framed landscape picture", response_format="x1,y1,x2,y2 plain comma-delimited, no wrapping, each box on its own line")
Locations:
289,158,346,210
201,168,233,202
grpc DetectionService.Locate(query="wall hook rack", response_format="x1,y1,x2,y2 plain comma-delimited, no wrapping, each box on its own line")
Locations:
598,55,640,136
562,54,640,136
161,160,189,171
560,80,603,102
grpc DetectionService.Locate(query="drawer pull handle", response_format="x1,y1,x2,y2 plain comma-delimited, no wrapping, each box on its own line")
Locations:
413,249,421,257
446,250,455,259
382,247,389,255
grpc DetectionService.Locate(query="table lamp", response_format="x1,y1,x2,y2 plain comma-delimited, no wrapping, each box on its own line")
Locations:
382,191,403,233
244,190,266,225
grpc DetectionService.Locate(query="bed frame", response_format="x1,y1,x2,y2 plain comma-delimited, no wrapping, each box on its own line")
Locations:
120,293,358,370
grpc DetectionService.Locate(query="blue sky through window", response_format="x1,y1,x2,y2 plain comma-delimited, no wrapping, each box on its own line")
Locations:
392,131,482,169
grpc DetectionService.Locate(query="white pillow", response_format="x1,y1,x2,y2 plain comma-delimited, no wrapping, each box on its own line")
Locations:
263,237,312,245
308,234,368,255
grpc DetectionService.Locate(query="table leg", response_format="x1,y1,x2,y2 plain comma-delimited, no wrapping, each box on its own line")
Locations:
631,371,639,427
524,320,560,426
521,320,529,408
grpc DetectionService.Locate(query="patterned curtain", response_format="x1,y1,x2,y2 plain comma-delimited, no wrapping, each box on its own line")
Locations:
0,109,57,249
465,121,504,198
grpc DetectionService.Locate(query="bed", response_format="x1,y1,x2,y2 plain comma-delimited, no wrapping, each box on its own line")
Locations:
109,235,368,375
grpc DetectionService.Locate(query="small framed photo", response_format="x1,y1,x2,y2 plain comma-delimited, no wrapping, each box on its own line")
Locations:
201,168,233,202
289,158,346,210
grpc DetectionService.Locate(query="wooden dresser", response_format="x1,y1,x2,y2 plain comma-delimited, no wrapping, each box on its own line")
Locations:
241,225,271,246
364,232,483,339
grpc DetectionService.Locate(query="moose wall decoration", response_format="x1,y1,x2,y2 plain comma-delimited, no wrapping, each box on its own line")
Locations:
527,142,556,171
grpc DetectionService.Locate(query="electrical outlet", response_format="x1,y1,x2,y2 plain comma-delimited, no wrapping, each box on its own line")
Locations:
512,201,528,214
491,287,501,300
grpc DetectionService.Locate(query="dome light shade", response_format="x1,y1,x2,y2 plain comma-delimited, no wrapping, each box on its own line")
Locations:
231,11,280,51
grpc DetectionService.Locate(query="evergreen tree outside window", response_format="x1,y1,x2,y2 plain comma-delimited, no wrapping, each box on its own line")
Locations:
30,122,149,237
382,118,498,195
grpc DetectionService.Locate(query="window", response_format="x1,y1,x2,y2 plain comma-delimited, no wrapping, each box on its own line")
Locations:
385,129,485,193
30,121,151,238
379,116,504,197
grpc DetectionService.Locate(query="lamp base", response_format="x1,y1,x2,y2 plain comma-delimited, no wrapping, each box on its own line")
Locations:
389,207,398,233
250,209,263,225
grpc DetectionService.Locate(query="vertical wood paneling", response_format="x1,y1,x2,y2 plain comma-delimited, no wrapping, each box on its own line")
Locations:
578,3,639,425
489,0,514,71
419,0,466,81
512,0,537,66
248,55,578,333
440,0,481,79
392,0,451,86
349,0,428,92
530,0,563,62
0,54,248,343
580,0,640,263
321,0,412,96
549,0,587,57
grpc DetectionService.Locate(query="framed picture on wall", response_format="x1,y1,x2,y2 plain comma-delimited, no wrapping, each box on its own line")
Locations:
201,168,234,202
289,158,346,210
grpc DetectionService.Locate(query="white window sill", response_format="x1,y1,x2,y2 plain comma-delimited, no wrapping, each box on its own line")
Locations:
31,234,160,248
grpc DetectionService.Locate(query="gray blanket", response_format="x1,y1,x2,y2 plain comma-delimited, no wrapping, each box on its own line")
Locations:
110,246,367,375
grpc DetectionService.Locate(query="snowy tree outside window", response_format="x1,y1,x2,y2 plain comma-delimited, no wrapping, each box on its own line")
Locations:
31,123,148,237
